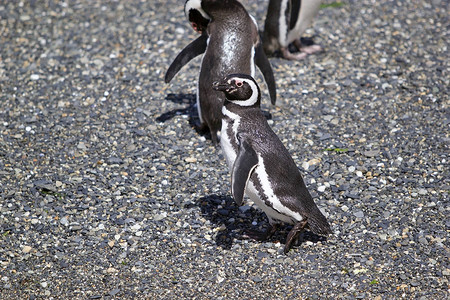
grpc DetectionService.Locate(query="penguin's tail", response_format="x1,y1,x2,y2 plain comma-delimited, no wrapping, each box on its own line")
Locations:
307,213,332,236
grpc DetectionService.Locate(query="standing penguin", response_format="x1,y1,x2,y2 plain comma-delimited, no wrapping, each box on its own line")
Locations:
263,0,323,60
213,73,332,253
165,0,276,144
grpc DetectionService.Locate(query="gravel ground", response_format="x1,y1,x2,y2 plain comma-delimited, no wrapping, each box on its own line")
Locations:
0,0,448,299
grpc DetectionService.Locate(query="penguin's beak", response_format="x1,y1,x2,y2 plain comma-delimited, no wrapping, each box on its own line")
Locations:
212,81,229,92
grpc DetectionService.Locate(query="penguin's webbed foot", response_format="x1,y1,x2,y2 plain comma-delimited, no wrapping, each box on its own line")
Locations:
284,219,308,254
192,120,208,134
210,130,219,146
281,47,308,60
244,223,279,241
293,39,323,55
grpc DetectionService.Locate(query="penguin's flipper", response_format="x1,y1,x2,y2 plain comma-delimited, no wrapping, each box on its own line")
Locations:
231,139,259,206
255,42,277,105
164,34,208,83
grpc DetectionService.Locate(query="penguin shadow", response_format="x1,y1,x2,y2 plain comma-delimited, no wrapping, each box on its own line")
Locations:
156,93,216,140
194,194,245,250
194,194,326,251
156,93,203,131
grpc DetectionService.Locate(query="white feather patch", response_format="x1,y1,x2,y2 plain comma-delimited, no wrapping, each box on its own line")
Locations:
250,154,303,223
196,37,210,123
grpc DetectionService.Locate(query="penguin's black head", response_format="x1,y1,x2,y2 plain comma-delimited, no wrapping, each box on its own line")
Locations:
185,0,210,33
213,73,261,106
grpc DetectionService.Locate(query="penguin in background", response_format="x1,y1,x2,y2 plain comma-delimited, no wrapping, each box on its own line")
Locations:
185,0,210,34
213,73,332,253
263,0,323,60
165,0,277,145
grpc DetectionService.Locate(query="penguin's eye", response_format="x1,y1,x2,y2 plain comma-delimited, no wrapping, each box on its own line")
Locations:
236,81,243,87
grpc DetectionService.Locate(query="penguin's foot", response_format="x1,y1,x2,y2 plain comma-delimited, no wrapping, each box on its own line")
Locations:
193,121,208,134
244,224,279,241
210,129,219,146
293,39,323,55
300,44,323,54
281,47,308,60
284,219,308,254
193,122,216,145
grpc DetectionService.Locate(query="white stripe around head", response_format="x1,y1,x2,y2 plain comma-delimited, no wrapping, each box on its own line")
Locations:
229,78,259,106
185,0,210,20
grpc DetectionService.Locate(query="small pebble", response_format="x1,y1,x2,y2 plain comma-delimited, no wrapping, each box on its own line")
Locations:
353,211,364,218
106,267,118,274
60,217,68,226
239,205,251,213
22,246,32,254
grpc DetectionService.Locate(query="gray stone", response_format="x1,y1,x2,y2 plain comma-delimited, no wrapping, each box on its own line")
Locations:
353,211,365,218
363,150,379,158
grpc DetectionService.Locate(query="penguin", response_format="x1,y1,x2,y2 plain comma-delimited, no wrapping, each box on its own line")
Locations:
263,0,323,60
213,73,332,253
165,0,276,145
185,0,210,34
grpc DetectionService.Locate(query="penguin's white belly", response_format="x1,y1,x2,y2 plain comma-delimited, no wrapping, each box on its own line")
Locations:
195,82,203,123
287,0,322,44
278,0,290,47
197,37,210,123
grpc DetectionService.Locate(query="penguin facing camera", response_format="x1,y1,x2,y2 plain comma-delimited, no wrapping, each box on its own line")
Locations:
213,73,332,253
263,0,323,60
165,0,277,145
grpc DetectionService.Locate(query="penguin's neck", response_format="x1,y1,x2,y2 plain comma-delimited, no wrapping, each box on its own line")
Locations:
203,0,242,13
202,1,247,24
